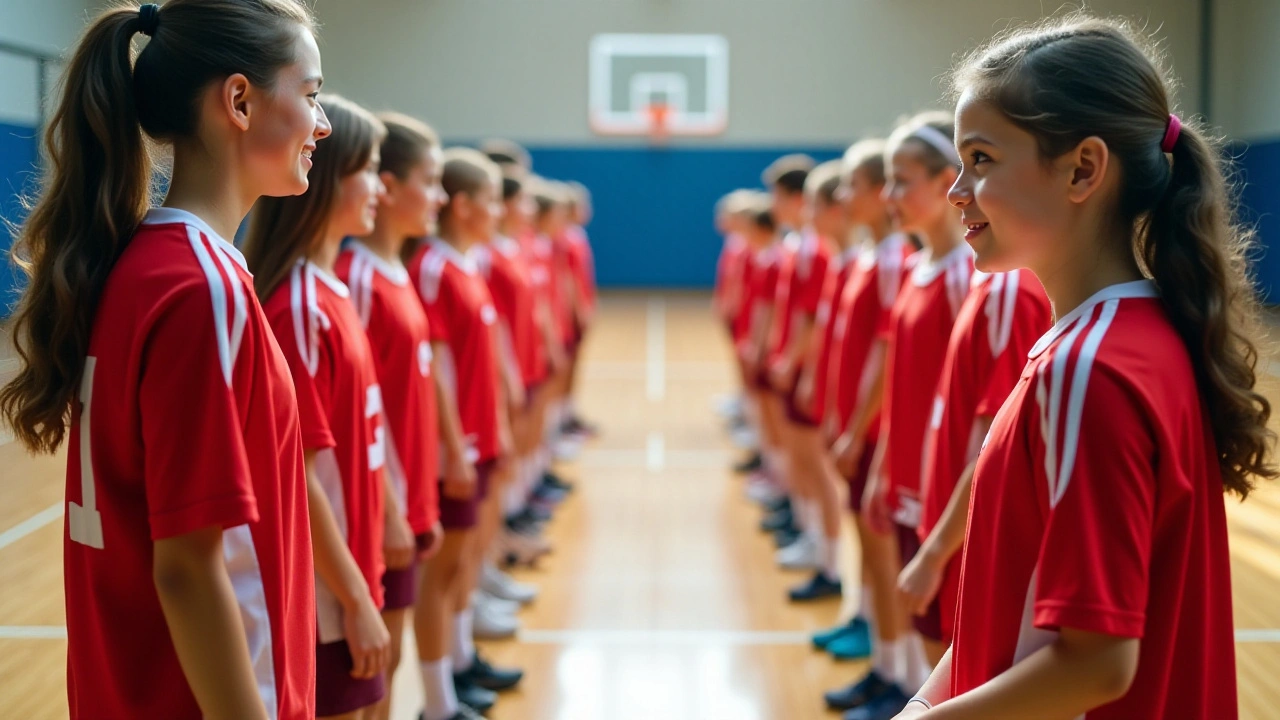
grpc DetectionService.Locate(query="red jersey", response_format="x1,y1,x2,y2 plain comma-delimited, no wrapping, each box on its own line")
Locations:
737,243,782,363
531,234,570,346
768,230,830,369
715,234,750,323
550,233,577,345
65,207,314,719
409,239,502,463
827,233,912,437
796,244,859,421
952,281,1237,719
920,270,1050,537
264,259,387,638
882,243,973,527
564,224,597,318
337,242,439,535
473,237,547,386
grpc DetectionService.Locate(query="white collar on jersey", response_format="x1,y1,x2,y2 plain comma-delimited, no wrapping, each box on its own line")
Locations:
304,260,351,297
493,235,522,258
142,207,249,272
1028,279,1157,359
428,236,479,274
348,241,409,286
911,241,973,286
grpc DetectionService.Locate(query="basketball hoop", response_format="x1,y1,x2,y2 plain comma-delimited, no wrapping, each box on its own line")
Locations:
646,102,670,147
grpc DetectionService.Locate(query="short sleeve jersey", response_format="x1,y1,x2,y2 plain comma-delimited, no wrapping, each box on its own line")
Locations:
738,243,783,361
881,243,973,527
65,207,315,720
827,233,912,437
919,269,1050,537
473,237,547,386
337,242,439,535
715,234,750,322
951,281,1238,719
798,244,859,422
408,239,502,463
262,259,387,637
564,224,597,318
768,230,831,366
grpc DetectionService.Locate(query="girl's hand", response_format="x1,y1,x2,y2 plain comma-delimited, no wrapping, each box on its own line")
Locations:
861,471,894,536
442,455,477,500
418,520,445,560
343,593,390,680
898,548,945,616
383,511,416,571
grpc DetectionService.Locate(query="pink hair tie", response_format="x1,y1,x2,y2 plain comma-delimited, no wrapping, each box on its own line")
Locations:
1161,114,1182,153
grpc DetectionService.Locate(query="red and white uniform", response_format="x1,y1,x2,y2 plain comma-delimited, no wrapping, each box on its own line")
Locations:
882,243,973,526
796,243,859,422
264,259,387,639
827,233,912,437
550,233,577,348
64,207,314,719
337,243,439,535
473,237,547,388
952,280,1237,718
737,243,783,367
916,269,1050,640
715,233,751,325
409,239,502,464
564,224,597,321
768,230,830,377
530,233,570,349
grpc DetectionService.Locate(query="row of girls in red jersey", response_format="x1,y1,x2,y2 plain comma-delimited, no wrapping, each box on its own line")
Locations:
0,3,595,720
714,13,1274,720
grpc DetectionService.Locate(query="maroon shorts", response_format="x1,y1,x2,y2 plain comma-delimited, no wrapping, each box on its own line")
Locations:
784,381,820,428
844,438,877,512
381,563,418,611
894,522,944,641
438,459,497,530
315,640,386,716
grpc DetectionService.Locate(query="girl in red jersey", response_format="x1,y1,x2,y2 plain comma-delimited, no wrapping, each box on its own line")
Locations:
336,112,448,720
0,3,328,718
844,112,974,720
783,161,853,603
244,94,392,720
561,181,599,437
407,149,517,720
820,141,915,709
897,15,1274,720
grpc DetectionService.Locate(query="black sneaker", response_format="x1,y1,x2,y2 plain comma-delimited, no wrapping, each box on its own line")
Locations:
824,671,894,711
455,653,524,692
773,526,802,548
842,683,910,720
733,452,764,475
453,677,497,713
759,507,794,533
541,470,575,493
788,571,843,602
763,495,791,514
417,706,488,720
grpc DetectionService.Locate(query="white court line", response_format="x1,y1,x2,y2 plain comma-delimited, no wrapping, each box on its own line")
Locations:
646,296,666,402
0,503,63,551
0,626,67,640
1235,629,1280,642
646,432,665,472
579,448,729,469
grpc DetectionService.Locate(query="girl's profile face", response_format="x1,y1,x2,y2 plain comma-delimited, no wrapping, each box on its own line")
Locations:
333,146,386,238
840,167,886,227
950,90,1073,274
883,142,957,237
382,147,444,238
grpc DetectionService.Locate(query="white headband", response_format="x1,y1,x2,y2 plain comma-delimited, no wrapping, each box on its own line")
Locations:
908,125,960,165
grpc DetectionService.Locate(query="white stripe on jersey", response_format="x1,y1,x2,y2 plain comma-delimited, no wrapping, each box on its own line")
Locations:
944,257,972,320
187,227,246,386
418,252,448,305
983,271,1020,358
222,525,279,720
347,250,376,330
875,236,906,310
1054,300,1118,507
289,262,332,378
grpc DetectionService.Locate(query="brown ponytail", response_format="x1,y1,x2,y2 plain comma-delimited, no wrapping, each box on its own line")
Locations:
954,13,1275,497
0,0,314,455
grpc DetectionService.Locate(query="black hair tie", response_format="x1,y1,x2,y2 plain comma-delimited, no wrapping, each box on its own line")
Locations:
137,4,160,37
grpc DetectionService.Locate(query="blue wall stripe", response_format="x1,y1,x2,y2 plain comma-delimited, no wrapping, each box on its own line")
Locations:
1236,138,1280,302
0,121,39,316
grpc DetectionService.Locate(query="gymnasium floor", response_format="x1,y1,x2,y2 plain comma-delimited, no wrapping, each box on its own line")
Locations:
1,292,1278,719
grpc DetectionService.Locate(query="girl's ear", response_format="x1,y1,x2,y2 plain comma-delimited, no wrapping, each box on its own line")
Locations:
1065,136,1110,205
378,171,399,205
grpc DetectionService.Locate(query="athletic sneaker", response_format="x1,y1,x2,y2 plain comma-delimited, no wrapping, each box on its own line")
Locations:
824,671,894,710
541,470,575,493
453,678,497,713
842,684,910,720
531,483,569,504
746,477,785,505
812,616,870,649
419,705,487,720
825,622,874,660
731,425,759,450
763,495,791,514
776,535,820,570
732,451,763,475
455,652,524,692
475,589,521,617
473,599,519,639
481,563,538,604
788,572,842,602
760,507,794,533
773,527,803,548
553,435,583,461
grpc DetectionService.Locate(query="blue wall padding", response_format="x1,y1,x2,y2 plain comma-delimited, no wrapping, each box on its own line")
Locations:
528,145,843,288
1235,138,1280,303
0,121,39,315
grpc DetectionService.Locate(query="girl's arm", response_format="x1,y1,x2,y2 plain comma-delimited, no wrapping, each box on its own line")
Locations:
433,343,476,496
382,468,415,570
153,526,270,720
303,449,390,680
896,645,954,717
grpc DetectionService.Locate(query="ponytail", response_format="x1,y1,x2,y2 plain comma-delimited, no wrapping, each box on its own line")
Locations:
0,0,314,455
0,7,152,455
1141,121,1274,497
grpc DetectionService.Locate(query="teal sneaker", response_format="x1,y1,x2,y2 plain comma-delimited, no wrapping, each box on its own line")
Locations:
812,615,868,649
826,617,873,660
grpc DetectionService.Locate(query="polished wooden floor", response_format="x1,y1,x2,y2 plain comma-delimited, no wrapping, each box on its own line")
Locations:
1,292,1279,719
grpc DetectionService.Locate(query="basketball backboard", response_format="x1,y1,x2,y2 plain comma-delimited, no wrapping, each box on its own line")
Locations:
588,34,729,138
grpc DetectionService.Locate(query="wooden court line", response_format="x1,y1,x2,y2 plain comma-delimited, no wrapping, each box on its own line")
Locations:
3,626,1279,644
0,502,62,551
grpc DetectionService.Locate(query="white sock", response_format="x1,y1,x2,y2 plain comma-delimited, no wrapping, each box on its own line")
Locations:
819,532,840,580
451,608,475,672
859,585,874,622
420,657,458,720
905,632,933,692
878,637,905,685
806,501,823,538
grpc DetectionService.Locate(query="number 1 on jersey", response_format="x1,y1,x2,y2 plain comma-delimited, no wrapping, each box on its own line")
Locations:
69,357,104,549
